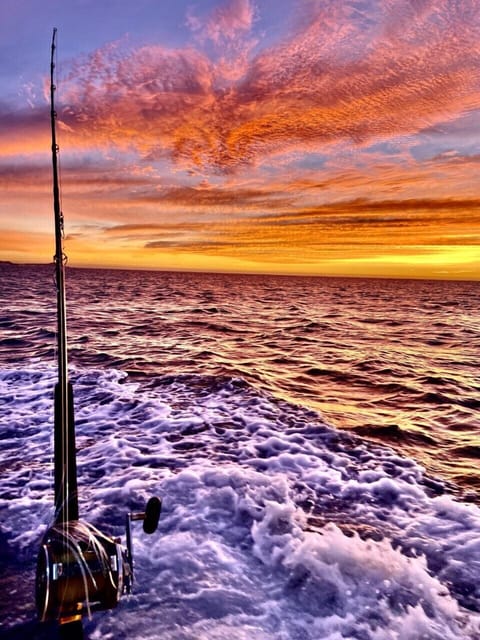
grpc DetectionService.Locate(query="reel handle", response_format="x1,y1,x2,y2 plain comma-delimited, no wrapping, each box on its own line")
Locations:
125,496,162,591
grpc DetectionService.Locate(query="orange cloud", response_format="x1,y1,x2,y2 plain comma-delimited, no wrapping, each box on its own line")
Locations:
0,229,51,258
36,0,478,174
83,196,479,264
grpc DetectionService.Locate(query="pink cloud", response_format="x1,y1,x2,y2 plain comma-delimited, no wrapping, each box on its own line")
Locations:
11,0,480,175
186,0,255,45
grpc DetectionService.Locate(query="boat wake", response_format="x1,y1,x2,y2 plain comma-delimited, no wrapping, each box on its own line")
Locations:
0,366,479,638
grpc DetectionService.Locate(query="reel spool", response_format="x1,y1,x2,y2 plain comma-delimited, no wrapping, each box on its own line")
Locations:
36,520,127,624
36,497,161,625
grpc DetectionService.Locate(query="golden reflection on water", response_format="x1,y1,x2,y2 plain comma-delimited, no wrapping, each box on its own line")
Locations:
1,264,479,499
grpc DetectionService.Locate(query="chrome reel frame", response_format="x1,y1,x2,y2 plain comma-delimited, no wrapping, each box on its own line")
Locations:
36,520,126,624
36,497,161,626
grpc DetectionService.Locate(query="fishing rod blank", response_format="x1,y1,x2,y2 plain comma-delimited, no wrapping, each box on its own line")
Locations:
35,28,161,635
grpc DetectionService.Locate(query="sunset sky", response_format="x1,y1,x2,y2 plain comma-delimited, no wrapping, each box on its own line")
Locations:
1,0,480,279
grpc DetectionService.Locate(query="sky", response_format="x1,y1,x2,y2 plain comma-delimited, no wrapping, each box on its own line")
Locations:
1,0,480,280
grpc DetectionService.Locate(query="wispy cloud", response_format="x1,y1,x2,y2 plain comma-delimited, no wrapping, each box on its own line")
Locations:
186,0,255,45
90,196,480,265
20,0,475,174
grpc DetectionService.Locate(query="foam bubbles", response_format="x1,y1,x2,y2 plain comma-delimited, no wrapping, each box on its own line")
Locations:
1,366,480,638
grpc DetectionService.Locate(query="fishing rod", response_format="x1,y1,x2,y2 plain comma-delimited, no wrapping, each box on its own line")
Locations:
35,28,161,638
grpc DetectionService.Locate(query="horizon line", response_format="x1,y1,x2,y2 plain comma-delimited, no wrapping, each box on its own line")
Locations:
2,260,479,284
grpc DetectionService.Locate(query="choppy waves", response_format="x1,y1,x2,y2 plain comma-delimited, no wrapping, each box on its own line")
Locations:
57,268,480,496
1,366,480,638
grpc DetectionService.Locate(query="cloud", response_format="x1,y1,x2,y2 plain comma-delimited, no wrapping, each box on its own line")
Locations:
92,195,480,268
131,183,295,211
0,103,50,155
0,229,50,255
0,157,154,194
186,0,255,45
15,0,473,175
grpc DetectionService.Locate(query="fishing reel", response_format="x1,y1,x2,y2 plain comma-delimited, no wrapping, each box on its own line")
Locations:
36,497,161,625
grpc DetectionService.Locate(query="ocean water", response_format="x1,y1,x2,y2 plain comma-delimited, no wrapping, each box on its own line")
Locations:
0,263,479,639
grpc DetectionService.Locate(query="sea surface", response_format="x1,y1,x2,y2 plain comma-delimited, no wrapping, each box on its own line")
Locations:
0,263,479,639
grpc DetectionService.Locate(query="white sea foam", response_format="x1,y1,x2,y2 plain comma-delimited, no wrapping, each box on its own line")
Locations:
1,366,479,639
